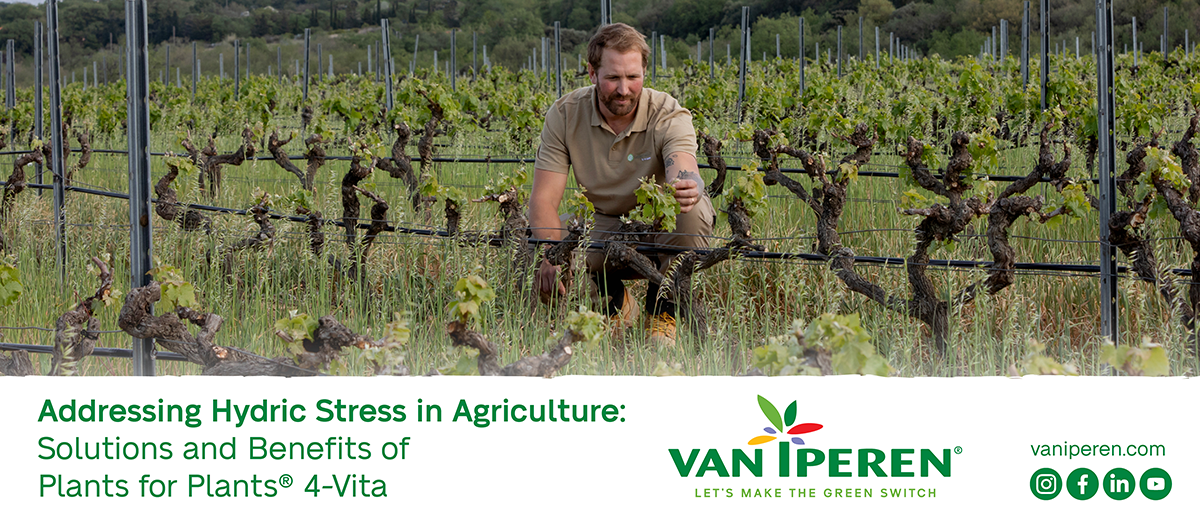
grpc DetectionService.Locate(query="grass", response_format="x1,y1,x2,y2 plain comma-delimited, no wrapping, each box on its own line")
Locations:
3,63,1200,378
5,142,1197,378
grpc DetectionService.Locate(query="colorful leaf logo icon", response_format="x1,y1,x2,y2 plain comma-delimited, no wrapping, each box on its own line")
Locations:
747,396,823,446
757,395,783,433
787,423,823,435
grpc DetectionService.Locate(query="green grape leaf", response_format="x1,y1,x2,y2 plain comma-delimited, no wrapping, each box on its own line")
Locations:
565,306,606,345
160,281,199,311
447,274,496,325
1142,344,1170,377
274,310,320,352
0,263,22,307
631,179,680,231
1101,337,1171,376
148,264,198,310
438,348,480,375
651,361,687,376
564,192,595,223
838,162,859,183
289,189,316,211
100,286,123,308
1143,147,1189,192
730,170,768,217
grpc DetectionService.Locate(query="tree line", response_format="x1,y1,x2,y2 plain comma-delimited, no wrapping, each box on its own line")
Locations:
0,0,1198,69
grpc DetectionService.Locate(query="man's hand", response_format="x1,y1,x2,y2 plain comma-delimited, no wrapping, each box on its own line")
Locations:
665,152,703,213
531,168,569,303
535,259,566,302
673,178,702,214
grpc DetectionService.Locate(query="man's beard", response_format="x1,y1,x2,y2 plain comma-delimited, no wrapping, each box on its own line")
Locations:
600,89,637,116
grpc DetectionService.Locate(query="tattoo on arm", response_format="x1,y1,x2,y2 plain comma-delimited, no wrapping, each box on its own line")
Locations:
664,154,676,168
678,169,702,183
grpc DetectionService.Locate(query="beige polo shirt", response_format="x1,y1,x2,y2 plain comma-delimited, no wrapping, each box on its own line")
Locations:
535,85,698,216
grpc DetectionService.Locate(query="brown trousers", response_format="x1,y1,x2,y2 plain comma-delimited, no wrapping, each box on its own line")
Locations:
574,193,716,277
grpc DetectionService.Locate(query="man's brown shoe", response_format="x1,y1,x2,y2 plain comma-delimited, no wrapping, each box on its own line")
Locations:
609,290,640,330
647,312,677,348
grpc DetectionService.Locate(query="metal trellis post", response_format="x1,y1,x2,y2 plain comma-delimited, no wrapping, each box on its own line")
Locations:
303,28,310,103
660,34,666,71
6,41,14,116
736,7,747,122
1022,1,1030,87
837,25,843,78
34,21,43,195
1095,0,1119,345
1001,19,1008,59
126,0,156,376
799,18,805,93
651,31,657,84
554,22,561,98
1040,0,1048,111
709,27,715,79
47,0,66,289
410,34,418,76
1134,18,1139,68
1163,7,1168,55
382,19,394,110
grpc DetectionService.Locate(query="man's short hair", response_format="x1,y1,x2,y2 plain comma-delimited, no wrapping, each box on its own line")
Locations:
587,23,650,71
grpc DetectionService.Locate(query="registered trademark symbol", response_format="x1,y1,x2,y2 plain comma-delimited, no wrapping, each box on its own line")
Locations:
280,474,293,488
954,446,963,454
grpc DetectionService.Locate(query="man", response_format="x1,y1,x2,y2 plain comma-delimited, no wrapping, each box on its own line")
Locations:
530,23,715,348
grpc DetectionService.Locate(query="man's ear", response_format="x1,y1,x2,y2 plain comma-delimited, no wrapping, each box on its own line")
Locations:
587,63,597,84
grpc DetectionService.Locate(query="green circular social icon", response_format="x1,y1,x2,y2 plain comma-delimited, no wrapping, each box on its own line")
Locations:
627,154,633,161
1102,468,1136,500
1066,468,1099,500
1030,468,1062,500
1139,468,1172,500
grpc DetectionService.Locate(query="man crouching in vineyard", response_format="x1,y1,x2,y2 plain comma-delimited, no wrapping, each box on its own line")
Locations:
530,23,714,348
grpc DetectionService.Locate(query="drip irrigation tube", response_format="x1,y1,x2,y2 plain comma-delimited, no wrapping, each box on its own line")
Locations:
3,180,1190,278
0,342,189,361
0,147,1097,184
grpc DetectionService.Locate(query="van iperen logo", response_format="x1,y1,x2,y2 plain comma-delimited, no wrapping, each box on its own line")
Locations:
669,396,957,481
747,396,823,446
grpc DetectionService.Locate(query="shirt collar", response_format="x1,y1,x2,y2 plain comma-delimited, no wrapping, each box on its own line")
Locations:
589,86,605,129
630,88,650,133
590,86,651,135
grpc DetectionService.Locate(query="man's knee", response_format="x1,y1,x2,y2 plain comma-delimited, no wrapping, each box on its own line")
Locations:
667,195,715,249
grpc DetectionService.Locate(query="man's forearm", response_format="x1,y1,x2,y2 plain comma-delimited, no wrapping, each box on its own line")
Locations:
528,203,565,243
529,168,569,244
665,152,703,185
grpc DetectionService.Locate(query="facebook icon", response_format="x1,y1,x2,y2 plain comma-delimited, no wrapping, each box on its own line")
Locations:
1068,468,1099,500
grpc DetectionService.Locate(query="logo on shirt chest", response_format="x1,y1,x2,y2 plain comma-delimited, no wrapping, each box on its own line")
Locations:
627,153,653,162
